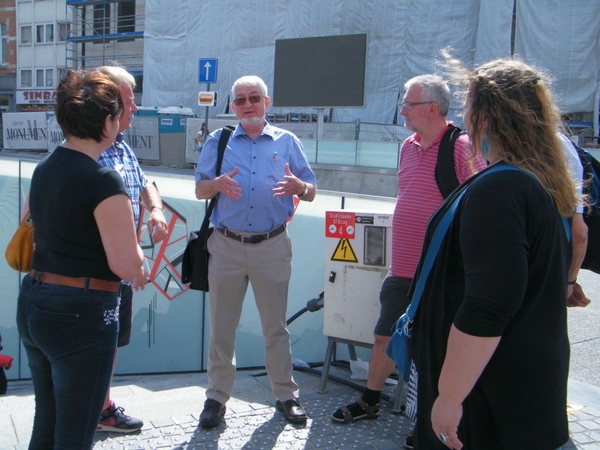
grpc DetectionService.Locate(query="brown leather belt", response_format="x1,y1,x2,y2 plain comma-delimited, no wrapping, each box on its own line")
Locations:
29,271,121,293
217,223,286,244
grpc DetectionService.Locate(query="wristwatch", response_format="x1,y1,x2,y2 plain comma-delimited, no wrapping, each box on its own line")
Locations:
298,183,308,197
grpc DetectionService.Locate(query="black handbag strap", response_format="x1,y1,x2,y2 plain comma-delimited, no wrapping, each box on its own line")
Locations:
200,125,234,234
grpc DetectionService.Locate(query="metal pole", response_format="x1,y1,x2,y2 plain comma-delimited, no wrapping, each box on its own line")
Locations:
204,83,210,135
317,108,324,141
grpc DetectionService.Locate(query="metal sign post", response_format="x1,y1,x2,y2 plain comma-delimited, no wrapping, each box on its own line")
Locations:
205,84,210,137
198,58,219,142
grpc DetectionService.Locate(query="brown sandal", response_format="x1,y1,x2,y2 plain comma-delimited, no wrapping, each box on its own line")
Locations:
331,397,380,424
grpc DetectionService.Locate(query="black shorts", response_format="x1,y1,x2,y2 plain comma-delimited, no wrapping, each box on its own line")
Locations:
117,284,133,347
373,275,412,336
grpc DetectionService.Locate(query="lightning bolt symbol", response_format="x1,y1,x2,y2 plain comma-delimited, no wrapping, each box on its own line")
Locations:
341,239,348,257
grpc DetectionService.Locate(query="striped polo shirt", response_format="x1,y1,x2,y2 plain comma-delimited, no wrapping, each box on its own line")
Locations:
390,125,487,278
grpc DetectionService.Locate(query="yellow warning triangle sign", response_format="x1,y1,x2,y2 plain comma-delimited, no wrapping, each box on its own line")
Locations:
331,238,359,263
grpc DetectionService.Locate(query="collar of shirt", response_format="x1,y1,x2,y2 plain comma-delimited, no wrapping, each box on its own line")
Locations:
409,123,453,156
233,121,276,141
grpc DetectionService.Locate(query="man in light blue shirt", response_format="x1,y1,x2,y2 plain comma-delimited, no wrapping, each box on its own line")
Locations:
195,75,316,428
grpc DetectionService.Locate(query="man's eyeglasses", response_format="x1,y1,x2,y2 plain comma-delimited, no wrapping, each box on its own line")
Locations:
233,95,264,106
401,101,433,110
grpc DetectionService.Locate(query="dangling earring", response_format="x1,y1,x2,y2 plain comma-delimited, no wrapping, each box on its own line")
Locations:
481,137,490,159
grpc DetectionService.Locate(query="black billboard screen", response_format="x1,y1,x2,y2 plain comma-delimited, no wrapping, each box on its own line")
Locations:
273,34,367,108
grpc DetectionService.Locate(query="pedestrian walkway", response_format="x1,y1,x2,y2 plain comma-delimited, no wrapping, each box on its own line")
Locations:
1,364,600,449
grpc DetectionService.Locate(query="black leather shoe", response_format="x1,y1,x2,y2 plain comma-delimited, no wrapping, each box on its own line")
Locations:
200,399,226,428
276,398,307,424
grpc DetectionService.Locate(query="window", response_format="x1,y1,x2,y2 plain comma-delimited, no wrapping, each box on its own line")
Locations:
58,22,69,42
36,68,53,88
134,74,143,93
36,24,53,43
118,0,136,34
0,94,10,112
36,69,43,87
20,25,32,44
46,69,53,87
21,70,32,88
35,25,43,42
57,67,68,82
1,23,7,65
93,4,110,36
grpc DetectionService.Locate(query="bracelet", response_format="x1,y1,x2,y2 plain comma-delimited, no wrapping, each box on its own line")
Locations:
151,206,165,214
567,278,577,285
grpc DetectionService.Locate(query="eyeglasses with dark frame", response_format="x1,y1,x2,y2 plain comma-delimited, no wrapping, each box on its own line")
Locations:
401,101,433,110
233,94,264,106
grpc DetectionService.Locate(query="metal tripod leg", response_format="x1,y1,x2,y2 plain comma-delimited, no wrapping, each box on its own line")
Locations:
319,335,406,413
318,337,336,393
392,376,406,413
318,337,360,393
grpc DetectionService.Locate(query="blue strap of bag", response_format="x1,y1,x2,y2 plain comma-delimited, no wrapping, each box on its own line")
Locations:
401,164,570,325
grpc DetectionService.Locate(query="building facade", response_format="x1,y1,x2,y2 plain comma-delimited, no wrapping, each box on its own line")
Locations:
16,0,69,112
13,0,144,115
66,0,144,102
0,0,17,138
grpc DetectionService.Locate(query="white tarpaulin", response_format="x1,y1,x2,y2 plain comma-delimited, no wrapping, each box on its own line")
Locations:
143,0,599,127
515,0,600,113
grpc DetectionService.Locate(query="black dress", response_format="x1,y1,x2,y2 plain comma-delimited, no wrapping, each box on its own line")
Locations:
412,164,570,450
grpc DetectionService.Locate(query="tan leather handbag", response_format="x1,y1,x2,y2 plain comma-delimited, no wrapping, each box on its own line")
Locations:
5,212,34,272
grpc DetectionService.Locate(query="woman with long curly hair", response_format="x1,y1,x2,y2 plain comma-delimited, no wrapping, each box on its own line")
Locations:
411,58,576,449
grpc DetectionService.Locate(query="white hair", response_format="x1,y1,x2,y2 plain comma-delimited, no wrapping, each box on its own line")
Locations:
97,65,136,89
231,75,268,97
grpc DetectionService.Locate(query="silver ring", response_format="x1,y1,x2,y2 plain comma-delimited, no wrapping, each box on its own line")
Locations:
439,433,448,444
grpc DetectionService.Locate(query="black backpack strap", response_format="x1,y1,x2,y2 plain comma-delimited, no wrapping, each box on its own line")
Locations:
435,124,463,199
215,125,235,177
202,125,235,230
573,141,600,216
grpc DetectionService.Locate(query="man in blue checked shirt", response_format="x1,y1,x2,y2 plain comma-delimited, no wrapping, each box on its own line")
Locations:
96,65,169,434
195,75,317,428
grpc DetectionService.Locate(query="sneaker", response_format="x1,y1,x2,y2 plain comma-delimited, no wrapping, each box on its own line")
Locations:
97,401,143,433
404,430,415,449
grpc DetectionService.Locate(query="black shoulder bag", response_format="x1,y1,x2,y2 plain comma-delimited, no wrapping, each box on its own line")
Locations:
181,125,234,291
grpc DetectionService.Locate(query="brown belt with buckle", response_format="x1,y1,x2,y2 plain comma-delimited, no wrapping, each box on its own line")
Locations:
29,271,121,293
218,223,286,244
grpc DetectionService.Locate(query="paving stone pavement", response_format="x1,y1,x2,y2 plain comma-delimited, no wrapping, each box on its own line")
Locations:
1,367,600,449
1,366,415,450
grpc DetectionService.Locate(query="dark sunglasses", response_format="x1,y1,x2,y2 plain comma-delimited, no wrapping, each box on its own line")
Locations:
233,95,264,106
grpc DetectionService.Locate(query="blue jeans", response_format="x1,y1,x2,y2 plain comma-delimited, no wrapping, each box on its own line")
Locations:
17,274,120,450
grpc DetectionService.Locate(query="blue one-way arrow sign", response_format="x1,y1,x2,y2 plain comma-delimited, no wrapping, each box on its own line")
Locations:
199,58,218,84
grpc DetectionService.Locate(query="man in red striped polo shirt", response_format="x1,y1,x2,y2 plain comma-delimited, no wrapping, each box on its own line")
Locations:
332,74,487,448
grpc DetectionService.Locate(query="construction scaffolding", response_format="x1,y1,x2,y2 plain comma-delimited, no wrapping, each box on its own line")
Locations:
65,0,144,75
